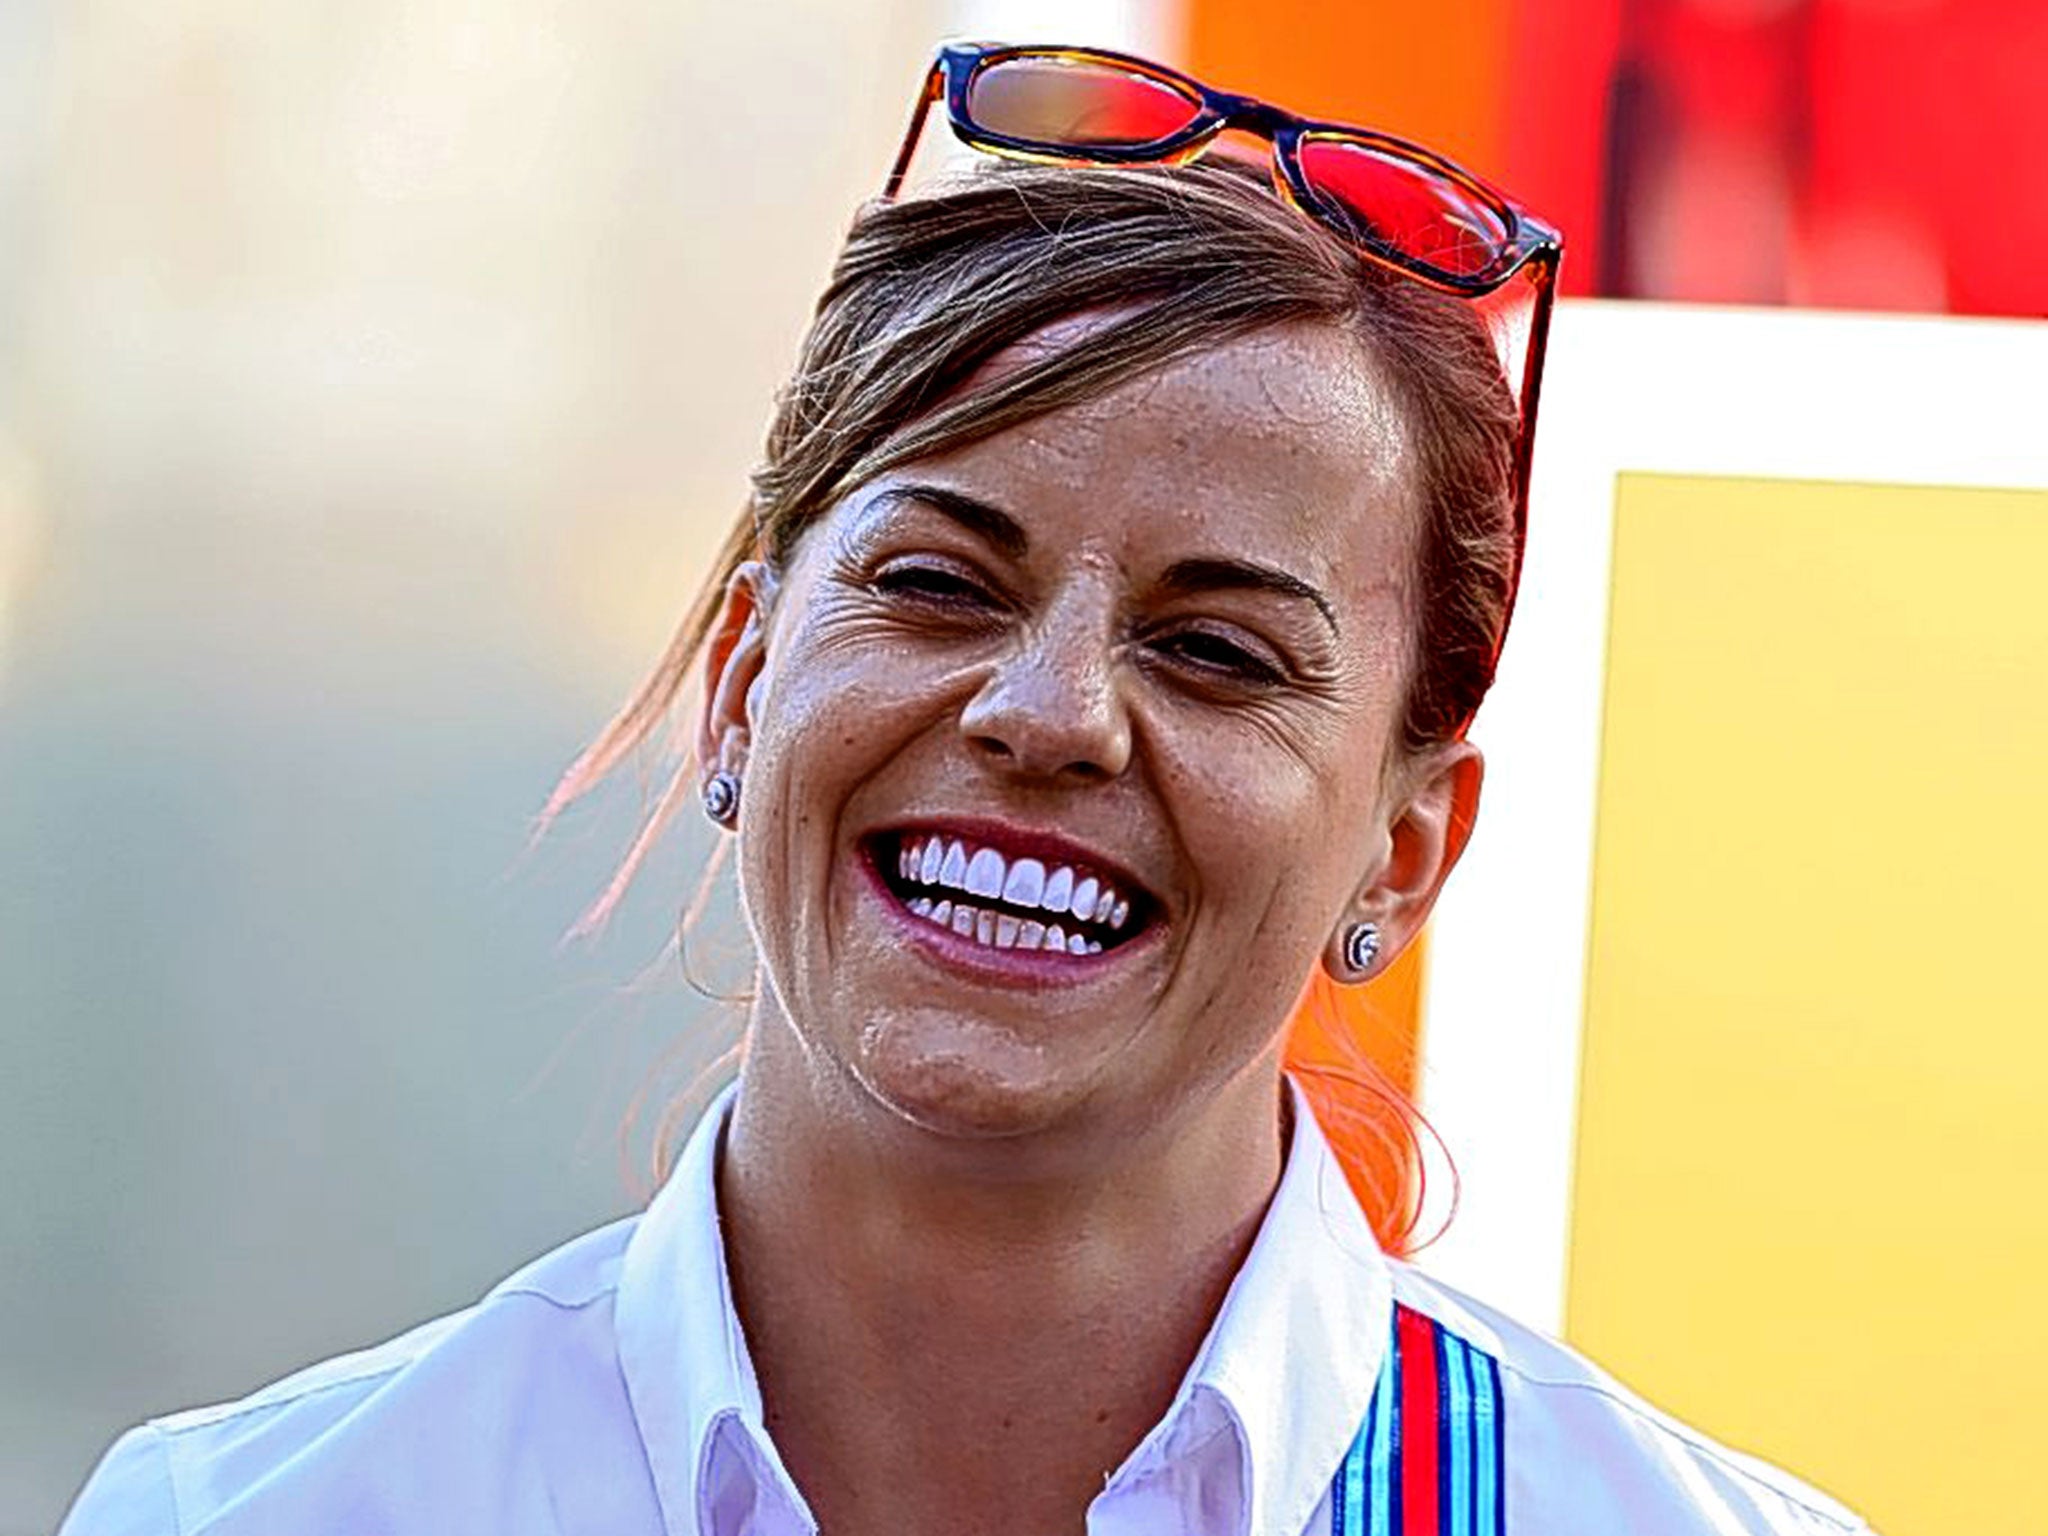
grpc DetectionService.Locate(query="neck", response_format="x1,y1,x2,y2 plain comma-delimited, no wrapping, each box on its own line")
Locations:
717,1018,1289,1536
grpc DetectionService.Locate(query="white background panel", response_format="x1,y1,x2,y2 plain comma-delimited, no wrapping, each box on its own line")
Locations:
1416,300,2048,1332
944,0,1174,56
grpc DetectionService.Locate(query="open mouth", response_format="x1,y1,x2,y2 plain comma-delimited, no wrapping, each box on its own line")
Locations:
867,828,1156,957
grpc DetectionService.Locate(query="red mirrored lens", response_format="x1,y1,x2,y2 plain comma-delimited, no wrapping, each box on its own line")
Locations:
1297,136,1512,280
965,55,1204,149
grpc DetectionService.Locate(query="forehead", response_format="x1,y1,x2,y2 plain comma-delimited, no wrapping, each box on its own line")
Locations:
886,317,1415,590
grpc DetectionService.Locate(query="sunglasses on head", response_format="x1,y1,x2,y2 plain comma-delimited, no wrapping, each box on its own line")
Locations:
883,41,1566,664
886,42,1563,299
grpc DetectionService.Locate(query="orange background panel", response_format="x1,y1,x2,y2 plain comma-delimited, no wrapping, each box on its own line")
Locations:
1287,940,1434,1255
1186,0,1514,177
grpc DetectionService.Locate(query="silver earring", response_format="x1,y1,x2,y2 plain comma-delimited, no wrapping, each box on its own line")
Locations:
701,770,740,827
1343,922,1382,976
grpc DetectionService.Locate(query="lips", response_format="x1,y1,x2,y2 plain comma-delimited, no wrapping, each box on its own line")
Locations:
866,823,1156,956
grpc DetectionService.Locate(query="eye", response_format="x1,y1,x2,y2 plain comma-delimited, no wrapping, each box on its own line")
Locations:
869,559,1003,611
1148,626,1286,686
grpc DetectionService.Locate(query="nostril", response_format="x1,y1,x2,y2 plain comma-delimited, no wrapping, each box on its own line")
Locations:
968,730,1117,785
968,734,1016,761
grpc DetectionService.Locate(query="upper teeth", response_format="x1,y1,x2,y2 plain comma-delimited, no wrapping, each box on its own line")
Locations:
895,835,1132,930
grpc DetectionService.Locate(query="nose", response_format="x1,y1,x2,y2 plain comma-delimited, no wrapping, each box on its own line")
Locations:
957,606,1132,785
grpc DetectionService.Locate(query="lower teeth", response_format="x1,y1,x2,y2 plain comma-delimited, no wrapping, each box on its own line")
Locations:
906,895,1101,954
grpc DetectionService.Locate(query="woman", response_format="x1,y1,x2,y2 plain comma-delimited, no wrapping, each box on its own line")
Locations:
62,43,1875,1536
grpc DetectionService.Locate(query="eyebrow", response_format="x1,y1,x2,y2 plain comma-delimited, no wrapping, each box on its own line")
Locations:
869,483,1028,559
1159,557,1340,635
869,482,1337,634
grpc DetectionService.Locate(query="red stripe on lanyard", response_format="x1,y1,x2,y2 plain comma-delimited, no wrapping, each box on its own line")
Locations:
1395,1305,1441,1536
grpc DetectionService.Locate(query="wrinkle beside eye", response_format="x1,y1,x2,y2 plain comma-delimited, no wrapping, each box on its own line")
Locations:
1194,691,1343,771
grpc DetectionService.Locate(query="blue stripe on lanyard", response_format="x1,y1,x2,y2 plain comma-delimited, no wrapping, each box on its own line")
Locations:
1477,1350,1503,1536
1336,1413,1365,1536
1441,1333,1473,1536
1331,1398,1359,1536
1372,1311,1398,1536
1347,1394,1370,1536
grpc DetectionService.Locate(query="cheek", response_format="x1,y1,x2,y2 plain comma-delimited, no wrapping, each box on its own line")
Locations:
1144,706,1392,945
1162,754,1316,929
752,599,928,775
733,604,957,920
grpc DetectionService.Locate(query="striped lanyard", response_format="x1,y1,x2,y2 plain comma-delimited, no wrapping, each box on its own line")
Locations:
1330,1303,1505,1536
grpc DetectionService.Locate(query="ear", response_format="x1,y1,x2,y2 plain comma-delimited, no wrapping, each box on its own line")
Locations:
694,561,775,800
1322,741,1484,982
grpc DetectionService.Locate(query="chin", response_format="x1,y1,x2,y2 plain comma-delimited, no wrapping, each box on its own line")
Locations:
847,1019,1097,1143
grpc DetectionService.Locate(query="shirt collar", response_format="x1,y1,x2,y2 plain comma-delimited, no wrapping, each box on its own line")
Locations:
1104,1078,1392,1536
615,1077,1392,1536
616,1084,811,1536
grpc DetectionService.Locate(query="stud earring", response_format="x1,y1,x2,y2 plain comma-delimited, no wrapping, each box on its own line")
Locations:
1343,922,1382,976
701,770,740,827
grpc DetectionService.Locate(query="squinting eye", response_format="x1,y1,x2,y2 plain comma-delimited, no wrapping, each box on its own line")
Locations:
871,564,996,606
1152,629,1283,685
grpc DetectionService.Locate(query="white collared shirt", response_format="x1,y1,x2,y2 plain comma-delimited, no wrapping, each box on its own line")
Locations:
60,1082,1876,1535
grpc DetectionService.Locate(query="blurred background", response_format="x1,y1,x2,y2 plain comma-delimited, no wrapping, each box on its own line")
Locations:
3,0,2042,1532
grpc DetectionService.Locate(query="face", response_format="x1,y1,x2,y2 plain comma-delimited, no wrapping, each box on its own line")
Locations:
702,317,1480,1158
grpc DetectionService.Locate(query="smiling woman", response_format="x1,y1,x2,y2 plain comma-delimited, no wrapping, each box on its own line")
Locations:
576,164,1524,1242
59,40,1879,1536
710,311,1436,1178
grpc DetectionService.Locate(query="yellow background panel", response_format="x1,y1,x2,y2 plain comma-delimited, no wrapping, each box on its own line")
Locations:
1567,474,2048,1536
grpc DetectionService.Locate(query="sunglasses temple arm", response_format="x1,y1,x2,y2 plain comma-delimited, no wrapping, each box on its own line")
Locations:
883,64,946,199
1495,253,1559,663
